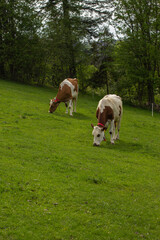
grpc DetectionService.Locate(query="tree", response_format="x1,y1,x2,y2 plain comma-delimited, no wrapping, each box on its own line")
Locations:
112,0,160,105
43,0,112,86
88,28,115,93
0,0,114,88
0,0,44,83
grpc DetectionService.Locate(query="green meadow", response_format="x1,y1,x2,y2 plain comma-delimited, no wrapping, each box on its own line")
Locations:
0,79,160,240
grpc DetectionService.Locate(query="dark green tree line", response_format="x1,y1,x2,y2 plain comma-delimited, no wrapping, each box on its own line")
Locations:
0,0,114,89
112,0,160,105
42,0,112,87
0,0,44,83
1,0,159,107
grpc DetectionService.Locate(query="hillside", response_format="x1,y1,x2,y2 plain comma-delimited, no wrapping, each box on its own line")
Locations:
0,79,160,240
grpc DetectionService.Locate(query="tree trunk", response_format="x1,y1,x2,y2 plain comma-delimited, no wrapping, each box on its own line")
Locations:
106,71,109,94
0,63,5,77
147,79,154,105
62,0,76,77
10,64,16,81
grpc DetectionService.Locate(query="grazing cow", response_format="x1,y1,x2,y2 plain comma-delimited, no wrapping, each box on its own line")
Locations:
91,94,123,146
49,78,78,116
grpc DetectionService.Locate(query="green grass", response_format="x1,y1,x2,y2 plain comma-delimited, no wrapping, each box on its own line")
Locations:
0,79,160,240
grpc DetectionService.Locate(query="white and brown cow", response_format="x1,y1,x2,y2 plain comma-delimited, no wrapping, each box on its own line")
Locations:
49,78,78,116
91,94,123,146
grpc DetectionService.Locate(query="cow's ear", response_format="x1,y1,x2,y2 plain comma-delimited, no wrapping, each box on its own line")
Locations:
91,123,94,128
101,127,107,131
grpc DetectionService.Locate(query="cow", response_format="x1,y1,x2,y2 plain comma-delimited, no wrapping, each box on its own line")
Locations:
49,78,78,116
91,94,123,146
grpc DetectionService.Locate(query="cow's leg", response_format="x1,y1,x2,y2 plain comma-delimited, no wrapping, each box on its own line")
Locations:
103,121,109,141
65,102,68,114
74,97,77,112
116,118,121,140
105,121,109,130
69,100,73,116
113,122,117,140
109,120,115,144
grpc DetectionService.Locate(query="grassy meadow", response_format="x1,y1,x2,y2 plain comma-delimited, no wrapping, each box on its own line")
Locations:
0,79,160,240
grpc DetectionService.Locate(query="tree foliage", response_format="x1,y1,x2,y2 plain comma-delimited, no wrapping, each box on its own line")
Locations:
42,0,112,86
0,0,160,107
0,0,46,83
112,0,160,104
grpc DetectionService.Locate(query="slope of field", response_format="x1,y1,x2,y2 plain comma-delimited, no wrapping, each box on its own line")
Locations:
0,79,160,240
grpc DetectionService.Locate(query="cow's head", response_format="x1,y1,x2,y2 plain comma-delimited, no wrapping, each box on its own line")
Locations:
91,124,106,146
49,98,60,113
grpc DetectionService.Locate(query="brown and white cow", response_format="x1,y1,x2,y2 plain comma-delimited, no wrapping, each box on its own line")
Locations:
49,78,78,116
91,94,123,146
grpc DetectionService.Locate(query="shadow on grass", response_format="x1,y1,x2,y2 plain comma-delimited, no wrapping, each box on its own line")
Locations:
100,139,142,153
74,112,90,120
50,111,90,120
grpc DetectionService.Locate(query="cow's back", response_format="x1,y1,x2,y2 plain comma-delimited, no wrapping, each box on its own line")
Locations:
67,78,78,92
98,94,122,121
58,78,78,101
